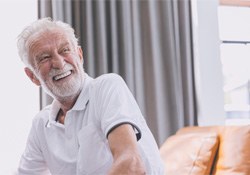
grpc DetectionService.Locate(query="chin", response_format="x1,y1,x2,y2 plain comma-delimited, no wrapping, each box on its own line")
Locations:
42,72,84,101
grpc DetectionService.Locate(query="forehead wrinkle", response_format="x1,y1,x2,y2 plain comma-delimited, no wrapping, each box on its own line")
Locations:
28,31,70,57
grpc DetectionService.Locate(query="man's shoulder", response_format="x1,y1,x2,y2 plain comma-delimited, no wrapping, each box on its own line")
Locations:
95,73,123,82
32,104,51,126
92,73,125,88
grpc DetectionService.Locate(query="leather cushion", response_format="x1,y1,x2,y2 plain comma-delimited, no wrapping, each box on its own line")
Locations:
160,132,219,175
213,125,250,175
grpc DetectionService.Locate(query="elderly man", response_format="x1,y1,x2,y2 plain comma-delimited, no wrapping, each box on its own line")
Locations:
17,17,164,175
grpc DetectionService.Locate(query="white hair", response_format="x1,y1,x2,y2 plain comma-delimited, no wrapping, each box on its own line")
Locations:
17,17,79,68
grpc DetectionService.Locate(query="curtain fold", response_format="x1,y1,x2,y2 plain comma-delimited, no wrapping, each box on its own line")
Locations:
38,0,197,146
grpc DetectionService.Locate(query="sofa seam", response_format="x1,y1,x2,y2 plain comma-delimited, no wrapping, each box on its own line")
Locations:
187,137,208,175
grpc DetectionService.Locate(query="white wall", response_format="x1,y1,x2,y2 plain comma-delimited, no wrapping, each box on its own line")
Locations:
191,0,226,126
0,1,38,174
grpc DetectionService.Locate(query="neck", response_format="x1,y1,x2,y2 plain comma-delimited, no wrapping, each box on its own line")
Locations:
53,89,80,124
56,108,65,124
58,94,79,113
56,98,76,124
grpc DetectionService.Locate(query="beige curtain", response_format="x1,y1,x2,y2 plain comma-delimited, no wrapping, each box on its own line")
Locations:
38,0,197,146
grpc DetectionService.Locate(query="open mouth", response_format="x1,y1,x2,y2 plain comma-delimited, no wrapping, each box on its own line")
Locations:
53,70,72,81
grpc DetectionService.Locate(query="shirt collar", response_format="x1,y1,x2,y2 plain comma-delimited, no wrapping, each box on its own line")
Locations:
71,73,93,111
48,73,93,123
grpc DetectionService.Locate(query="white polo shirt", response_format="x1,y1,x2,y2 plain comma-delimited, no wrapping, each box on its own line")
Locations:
18,73,164,175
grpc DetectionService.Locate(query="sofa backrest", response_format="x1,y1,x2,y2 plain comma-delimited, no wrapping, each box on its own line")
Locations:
160,125,250,175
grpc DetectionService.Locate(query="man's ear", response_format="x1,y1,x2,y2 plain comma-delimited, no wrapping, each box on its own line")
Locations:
24,67,41,86
78,46,84,63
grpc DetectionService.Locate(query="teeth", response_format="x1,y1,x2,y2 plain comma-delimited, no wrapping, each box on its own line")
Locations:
54,71,71,81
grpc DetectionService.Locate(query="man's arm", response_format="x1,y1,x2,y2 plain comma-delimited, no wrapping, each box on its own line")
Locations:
107,124,146,175
18,120,50,175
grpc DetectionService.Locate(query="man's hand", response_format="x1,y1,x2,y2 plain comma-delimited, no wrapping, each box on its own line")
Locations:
107,124,146,175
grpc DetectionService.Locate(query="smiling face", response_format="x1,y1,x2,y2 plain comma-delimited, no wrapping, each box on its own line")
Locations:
26,28,85,101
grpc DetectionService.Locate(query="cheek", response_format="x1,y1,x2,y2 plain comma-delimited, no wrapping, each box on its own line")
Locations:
36,64,51,80
67,55,80,68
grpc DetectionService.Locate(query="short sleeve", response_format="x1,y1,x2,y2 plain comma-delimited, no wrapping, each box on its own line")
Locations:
94,74,144,141
17,118,50,175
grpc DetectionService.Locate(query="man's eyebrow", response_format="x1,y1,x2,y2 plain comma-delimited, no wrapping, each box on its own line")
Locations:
59,42,70,48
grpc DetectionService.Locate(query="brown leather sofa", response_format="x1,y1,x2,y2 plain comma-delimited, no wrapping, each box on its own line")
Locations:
159,125,250,175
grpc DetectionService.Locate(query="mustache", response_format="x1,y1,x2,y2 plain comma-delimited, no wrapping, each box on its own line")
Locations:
49,63,73,77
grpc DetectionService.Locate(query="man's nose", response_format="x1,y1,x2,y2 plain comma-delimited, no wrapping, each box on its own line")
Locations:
52,53,65,69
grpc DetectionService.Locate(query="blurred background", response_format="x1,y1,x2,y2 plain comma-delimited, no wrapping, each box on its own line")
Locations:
1,0,250,174
0,0,38,174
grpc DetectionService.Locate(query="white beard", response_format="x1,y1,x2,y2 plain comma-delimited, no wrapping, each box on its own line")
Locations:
37,62,85,101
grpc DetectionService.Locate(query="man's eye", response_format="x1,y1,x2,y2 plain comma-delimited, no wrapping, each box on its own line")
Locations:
63,48,70,53
39,55,50,62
